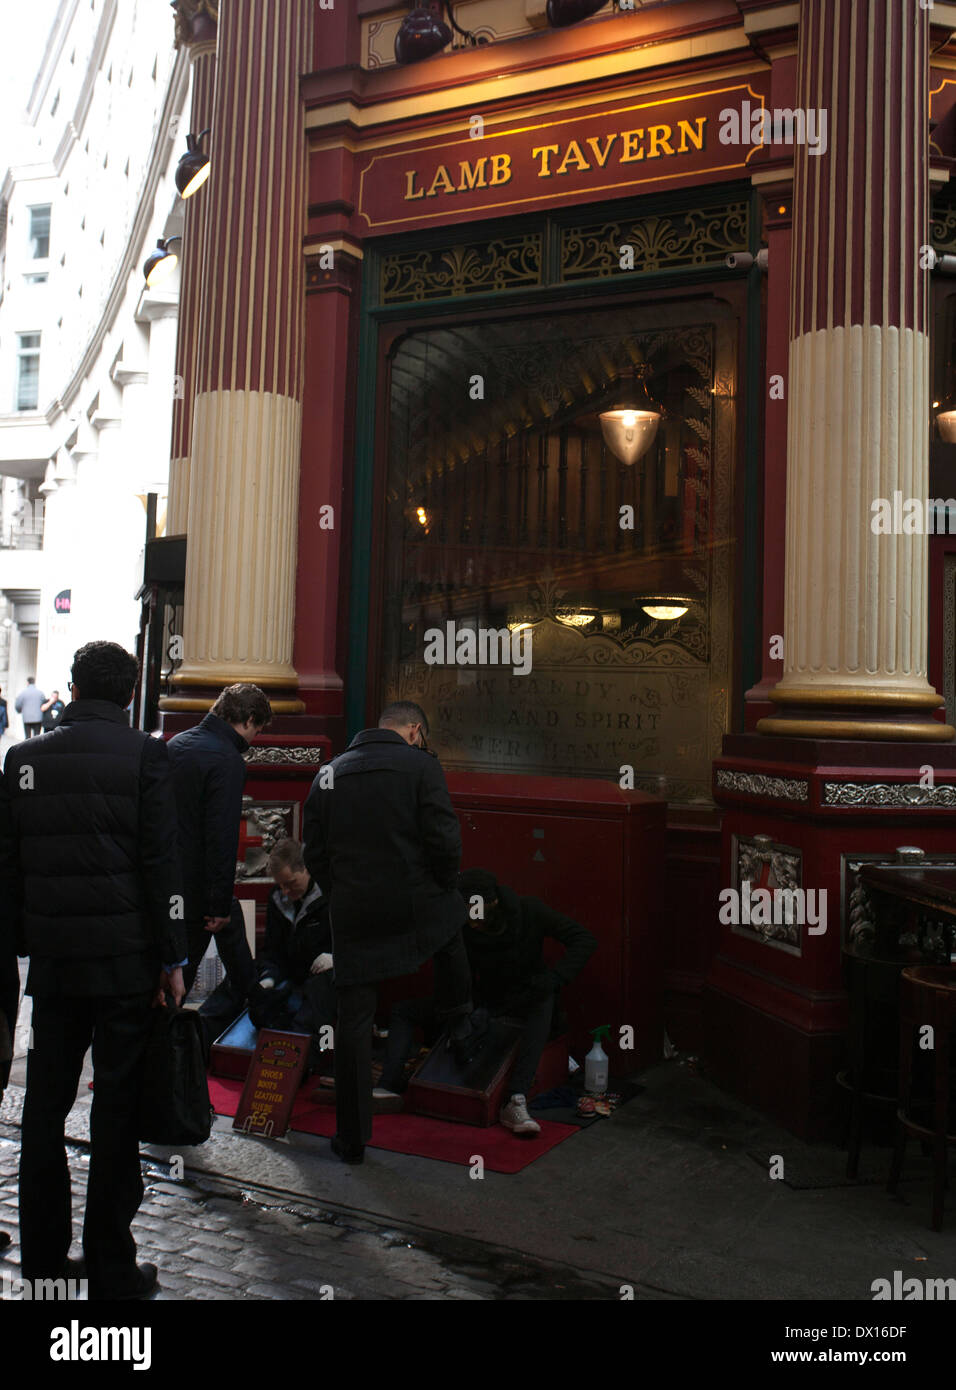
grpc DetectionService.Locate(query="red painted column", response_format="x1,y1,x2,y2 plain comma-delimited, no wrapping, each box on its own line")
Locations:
163,0,314,714
167,1,218,536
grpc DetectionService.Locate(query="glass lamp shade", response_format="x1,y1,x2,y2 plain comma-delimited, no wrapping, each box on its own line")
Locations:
938,408,956,443
547,0,607,26
600,368,662,465
638,596,692,621
395,6,453,63
600,409,660,466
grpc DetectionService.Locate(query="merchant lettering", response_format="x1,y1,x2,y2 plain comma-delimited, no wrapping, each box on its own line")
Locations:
402,116,707,202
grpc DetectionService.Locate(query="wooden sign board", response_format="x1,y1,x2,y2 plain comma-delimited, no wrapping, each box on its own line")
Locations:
233,1028,310,1139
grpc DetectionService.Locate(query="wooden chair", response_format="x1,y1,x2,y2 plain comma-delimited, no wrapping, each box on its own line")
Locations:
887,966,956,1231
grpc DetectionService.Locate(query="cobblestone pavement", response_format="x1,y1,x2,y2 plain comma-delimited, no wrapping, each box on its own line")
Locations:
0,1126,637,1301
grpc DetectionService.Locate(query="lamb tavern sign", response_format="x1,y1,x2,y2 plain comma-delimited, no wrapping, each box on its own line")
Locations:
356,81,772,233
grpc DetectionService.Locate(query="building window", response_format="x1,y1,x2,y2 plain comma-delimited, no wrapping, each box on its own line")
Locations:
23,272,48,285
28,206,51,260
16,333,41,411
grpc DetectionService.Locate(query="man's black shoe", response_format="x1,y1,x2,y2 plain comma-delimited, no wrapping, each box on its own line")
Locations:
330,1134,365,1165
89,1262,159,1301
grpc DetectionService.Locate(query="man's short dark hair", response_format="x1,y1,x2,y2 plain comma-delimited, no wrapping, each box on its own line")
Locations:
27,676,35,685
71,642,139,707
457,868,499,904
379,701,429,735
210,684,272,729
268,837,306,877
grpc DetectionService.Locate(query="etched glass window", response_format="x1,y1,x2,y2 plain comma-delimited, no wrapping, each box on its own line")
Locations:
381,300,737,803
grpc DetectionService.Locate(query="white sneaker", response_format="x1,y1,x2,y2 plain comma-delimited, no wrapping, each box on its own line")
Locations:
499,1094,541,1136
372,1087,401,1099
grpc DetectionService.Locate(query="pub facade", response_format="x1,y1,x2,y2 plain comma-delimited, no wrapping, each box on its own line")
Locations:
158,0,956,1134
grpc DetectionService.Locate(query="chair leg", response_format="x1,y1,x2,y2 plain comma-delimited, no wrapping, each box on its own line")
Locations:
888,1118,907,1195
846,1083,864,1180
932,1138,947,1231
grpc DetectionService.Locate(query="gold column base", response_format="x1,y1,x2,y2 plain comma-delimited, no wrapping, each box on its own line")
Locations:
159,695,306,715
756,682,955,742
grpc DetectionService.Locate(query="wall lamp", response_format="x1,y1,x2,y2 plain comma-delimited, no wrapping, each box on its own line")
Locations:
395,3,489,64
143,236,181,288
176,129,211,199
547,0,607,26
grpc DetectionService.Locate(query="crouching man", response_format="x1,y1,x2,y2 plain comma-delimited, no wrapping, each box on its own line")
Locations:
377,867,596,1136
249,838,335,1075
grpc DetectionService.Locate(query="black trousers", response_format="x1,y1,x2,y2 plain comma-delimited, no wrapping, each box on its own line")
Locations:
380,992,557,1098
182,900,257,1001
23,723,41,739
19,990,154,1291
335,932,472,1149
0,950,19,1092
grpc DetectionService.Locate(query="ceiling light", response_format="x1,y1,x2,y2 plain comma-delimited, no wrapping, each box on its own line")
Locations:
638,595,692,621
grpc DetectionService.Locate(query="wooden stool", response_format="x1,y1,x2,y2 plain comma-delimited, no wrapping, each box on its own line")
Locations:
887,966,956,1231
840,950,905,1179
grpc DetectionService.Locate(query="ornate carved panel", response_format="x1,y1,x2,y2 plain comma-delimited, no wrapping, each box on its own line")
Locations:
381,235,542,304
730,832,803,954
562,201,749,280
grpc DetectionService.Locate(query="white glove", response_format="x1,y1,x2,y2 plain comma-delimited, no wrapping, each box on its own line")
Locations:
310,953,333,975
260,977,275,990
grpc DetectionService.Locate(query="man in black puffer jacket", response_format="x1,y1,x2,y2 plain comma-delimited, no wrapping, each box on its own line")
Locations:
166,684,271,1006
0,641,187,1299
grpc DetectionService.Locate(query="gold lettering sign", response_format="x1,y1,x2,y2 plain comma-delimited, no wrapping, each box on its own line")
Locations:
356,83,768,231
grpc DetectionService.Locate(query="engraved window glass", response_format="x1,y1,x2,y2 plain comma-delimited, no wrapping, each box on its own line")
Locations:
381,300,736,803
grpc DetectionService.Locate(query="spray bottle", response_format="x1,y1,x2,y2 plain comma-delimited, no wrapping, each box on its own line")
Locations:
585,1025,611,1095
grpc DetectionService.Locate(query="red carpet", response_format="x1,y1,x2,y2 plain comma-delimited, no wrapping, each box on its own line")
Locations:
208,1077,577,1174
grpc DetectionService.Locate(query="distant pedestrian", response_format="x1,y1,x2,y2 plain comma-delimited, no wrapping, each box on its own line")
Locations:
166,684,272,1020
15,678,45,738
0,686,8,739
41,690,65,732
0,641,187,1298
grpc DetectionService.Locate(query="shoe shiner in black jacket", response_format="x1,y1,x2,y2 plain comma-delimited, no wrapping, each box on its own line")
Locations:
0,641,187,1297
249,837,336,1073
378,868,597,1136
167,684,271,1023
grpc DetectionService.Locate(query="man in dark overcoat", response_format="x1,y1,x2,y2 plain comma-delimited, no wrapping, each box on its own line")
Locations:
0,641,187,1298
304,700,477,1163
166,683,272,1012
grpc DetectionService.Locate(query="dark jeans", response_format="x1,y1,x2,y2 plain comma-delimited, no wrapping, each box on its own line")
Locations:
23,723,41,739
335,931,472,1149
20,990,154,1291
182,899,257,1002
380,991,557,1098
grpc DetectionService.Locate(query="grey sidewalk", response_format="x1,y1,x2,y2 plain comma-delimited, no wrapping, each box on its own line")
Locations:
2,1057,955,1300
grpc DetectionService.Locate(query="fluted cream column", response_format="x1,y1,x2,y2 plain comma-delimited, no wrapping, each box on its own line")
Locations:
167,1,218,536
758,0,954,741
163,0,312,713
